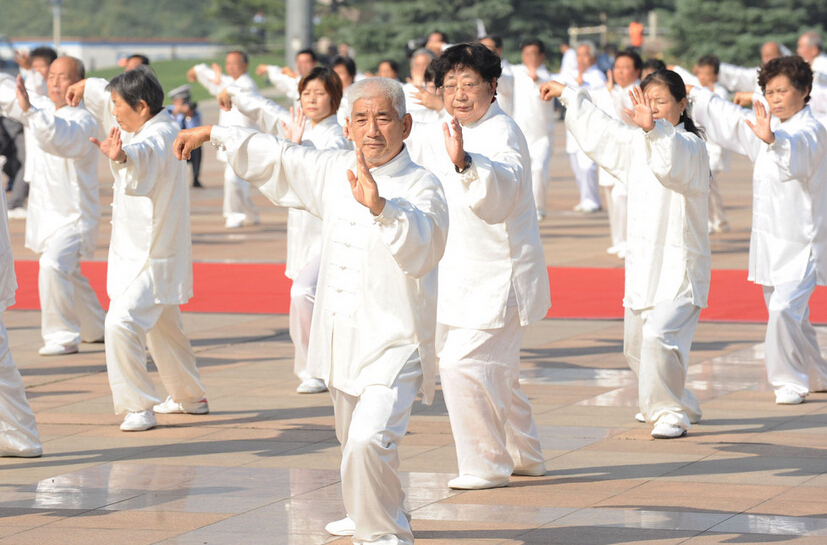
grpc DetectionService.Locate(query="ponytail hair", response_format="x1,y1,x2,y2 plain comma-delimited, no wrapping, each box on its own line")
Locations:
641,69,705,140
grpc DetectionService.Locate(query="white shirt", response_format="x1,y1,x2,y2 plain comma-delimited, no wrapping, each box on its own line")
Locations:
192,65,260,162
496,59,514,117
561,48,578,74
403,82,442,124
265,65,301,102
0,76,100,256
689,86,827,287
408,102,551,329
561,86,711,310
107,110,193,303
210,126,448,403
83,77,127,143
717,62,761,93
226,84,290,136
511,64,555,144
555,65,607,153
590,79,639,187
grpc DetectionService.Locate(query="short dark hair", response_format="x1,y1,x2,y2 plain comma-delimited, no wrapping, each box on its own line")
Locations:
520,38,545,55
430,31,449,43
614,49,643,72
106,65,165,115
127,54,150,66
297,48,318,62
697,54,720,75
642,58,666,72
331,55,356,78
482,35,503,50
298,66,343,113
378,59,399,75
432,42,502,89
758,55,813,103
31,46,57,66
227,50,248,65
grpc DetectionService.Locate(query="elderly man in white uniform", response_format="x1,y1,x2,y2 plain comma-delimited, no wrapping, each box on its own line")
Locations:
0,57,105,357
84,66,208,432
175,77,448,545
0,161,42,457
188,51,260,228
589,50,643,258
555,41,607,212
511,38,555,221
409,43,550,490
688,56,827,405
541,69,711,439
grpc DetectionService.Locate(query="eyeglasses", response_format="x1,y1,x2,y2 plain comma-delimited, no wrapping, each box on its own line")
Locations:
440,81,486,95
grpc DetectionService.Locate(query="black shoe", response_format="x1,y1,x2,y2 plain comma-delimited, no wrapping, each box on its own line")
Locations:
192,180,203,188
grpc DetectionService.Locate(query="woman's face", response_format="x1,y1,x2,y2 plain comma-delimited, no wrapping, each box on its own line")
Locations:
300,78,334,124
645,83,685,127
764,74,807,122
441,67,495,125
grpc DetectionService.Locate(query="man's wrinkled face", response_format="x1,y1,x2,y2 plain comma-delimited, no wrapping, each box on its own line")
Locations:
225,52,247,79
347,94,411,168
47,57,80,109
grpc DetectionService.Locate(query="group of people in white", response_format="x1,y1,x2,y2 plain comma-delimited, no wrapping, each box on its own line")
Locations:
0,25,825,545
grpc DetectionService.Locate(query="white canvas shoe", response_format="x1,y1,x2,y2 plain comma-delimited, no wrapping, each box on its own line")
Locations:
775,388,806,405
512,462,547,476
38,344,79,356
120,410,157,431
153,396,209,414
448,474,509,490
651,421,686,439
296,378,327,394
325,515,356,536
0,445,42,458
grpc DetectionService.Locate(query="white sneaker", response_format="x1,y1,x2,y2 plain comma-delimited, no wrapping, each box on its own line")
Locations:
448,474,509,490
296,378,327,394
224,213,246,228
120,410,157,431
635,412,646,423
325,515,356,536
651,421,687,439
153,396,210,414
6,207,26,219
512,462,546,476
0,445,42,458
38,344,79,356
606,245,622,255
775,388,806,405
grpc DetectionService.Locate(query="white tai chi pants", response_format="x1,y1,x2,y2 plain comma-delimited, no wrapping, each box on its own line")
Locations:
222,163,259,224
529,137,552,217
600,182,627,249
624,293,702,431
39,229,105,348
708,170,728,229
0,315,41,454
289,254,320,380
104,268,206,415
569,150,600,209
330,354,422,545
438,307,545,482
762,256,827,395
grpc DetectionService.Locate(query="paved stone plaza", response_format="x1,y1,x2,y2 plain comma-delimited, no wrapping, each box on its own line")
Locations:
1,102,826,544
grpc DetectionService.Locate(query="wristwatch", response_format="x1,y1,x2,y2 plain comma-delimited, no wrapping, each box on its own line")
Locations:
455,153,472,174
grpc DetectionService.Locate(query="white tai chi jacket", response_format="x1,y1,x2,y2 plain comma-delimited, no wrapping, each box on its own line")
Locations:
554,65,607,154
192,65,259,162
689,87,827,287
264,65,300,102
561,86,711,310
511,64,555,150
0,75,100,256
496,58,515,117
107,110,193,304
717,62,761,94
403,82,442,124
21,71,48,184
408,102,551,329
590,80,639,187
0,187,16,311
227,89,350,277
210,126,449,403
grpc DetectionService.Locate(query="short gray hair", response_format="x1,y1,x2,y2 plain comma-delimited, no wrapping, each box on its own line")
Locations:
801,31,823,51
577,40,597,59
347,77,407,120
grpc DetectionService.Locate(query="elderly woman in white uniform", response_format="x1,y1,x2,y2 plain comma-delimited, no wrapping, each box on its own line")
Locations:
541,69,711,439
409,43,551,489
687,56,827,405
219,67,350,394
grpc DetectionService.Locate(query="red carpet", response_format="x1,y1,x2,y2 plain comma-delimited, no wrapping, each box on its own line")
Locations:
9,261,827,324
